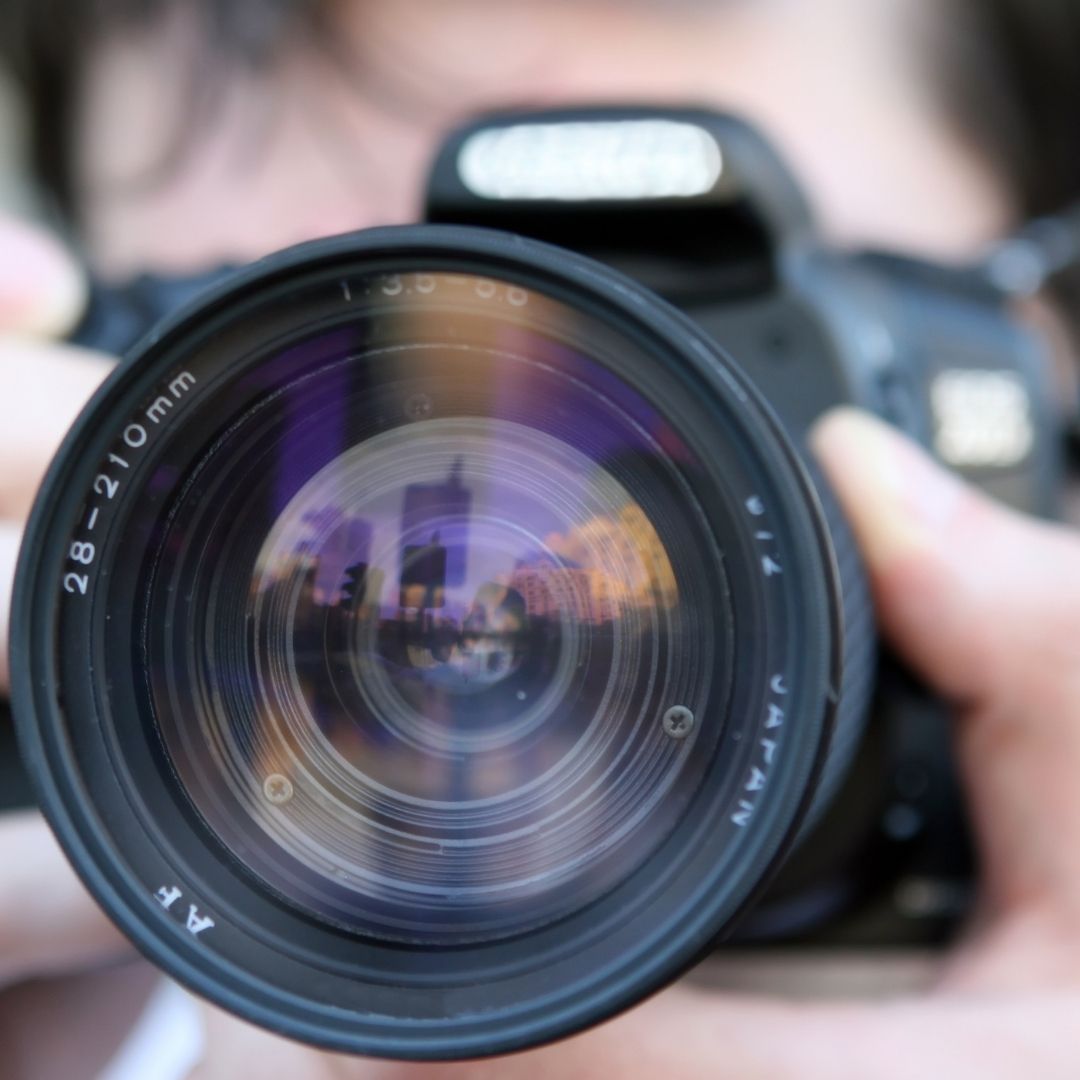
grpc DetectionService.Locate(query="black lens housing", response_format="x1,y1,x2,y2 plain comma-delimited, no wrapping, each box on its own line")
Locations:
12,226,846,1059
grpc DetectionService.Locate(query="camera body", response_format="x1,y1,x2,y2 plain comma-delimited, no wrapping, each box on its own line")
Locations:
61,108,1064,950
8,107,1073,1059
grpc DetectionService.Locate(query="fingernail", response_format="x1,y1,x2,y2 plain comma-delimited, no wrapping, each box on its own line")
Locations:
0,219,86,337
810,407,968,565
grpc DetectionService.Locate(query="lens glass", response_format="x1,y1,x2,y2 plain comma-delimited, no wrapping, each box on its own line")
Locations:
144,271,730,943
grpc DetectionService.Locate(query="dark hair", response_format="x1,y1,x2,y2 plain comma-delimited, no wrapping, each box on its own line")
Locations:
3,0,1080,228
0,0,326,216
941,0,1080,222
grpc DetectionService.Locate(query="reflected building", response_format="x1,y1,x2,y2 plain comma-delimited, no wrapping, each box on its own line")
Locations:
510,564,617,625
542,503,678,614
400,457,472,591
319,515,374,604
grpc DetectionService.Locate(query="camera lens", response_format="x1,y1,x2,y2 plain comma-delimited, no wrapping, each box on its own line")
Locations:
148,289,726,945
13,226,866,1058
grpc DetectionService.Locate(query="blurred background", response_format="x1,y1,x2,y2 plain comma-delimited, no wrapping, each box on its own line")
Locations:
0,69,34,215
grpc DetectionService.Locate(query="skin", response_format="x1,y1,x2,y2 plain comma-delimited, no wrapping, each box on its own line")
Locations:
4,0,1080,1076
77,0,1008,275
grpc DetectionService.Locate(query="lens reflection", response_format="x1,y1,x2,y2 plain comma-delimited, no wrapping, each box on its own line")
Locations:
148,272,727,942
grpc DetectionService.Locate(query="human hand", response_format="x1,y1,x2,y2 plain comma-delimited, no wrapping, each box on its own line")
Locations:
181,410,1080,1079
0,215,114,690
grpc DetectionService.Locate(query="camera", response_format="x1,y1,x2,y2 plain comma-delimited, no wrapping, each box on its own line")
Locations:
8,108,1067,1059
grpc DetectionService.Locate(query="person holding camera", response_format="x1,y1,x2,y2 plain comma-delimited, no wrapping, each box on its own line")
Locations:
3,2,1080,1077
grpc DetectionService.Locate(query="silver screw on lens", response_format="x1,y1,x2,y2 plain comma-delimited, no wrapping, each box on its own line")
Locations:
264,774,295,805
662,705,695,739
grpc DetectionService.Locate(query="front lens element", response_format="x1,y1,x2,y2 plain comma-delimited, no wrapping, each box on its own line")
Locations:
144,272,729,942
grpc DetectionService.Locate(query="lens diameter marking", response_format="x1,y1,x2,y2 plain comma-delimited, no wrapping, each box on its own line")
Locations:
145,371,197,427
61,370,198,600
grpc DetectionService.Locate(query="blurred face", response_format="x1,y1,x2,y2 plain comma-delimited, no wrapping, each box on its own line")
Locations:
77,0,1011,278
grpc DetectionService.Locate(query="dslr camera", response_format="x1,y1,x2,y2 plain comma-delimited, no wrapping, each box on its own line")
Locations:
8,108,1068,1059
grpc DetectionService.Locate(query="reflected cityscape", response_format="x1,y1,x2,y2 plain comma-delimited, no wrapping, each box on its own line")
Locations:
265,459,678,636
245,425,687,807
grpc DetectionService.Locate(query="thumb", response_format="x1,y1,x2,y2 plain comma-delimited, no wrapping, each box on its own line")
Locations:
811,408,1080,935
0,216,86,338
811,407,1080,715
812,406,1080,954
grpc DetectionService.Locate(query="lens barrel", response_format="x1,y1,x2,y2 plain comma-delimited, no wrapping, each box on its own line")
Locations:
12,226,865,1058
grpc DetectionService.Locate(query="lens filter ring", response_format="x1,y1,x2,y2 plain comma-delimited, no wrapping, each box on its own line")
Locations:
12,225,846,1058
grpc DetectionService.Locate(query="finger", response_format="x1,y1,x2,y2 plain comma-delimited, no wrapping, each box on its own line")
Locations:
0,217,86,339
811,407,1080,716
811,408,1080,938
0,337,114,521
0,811,132,987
